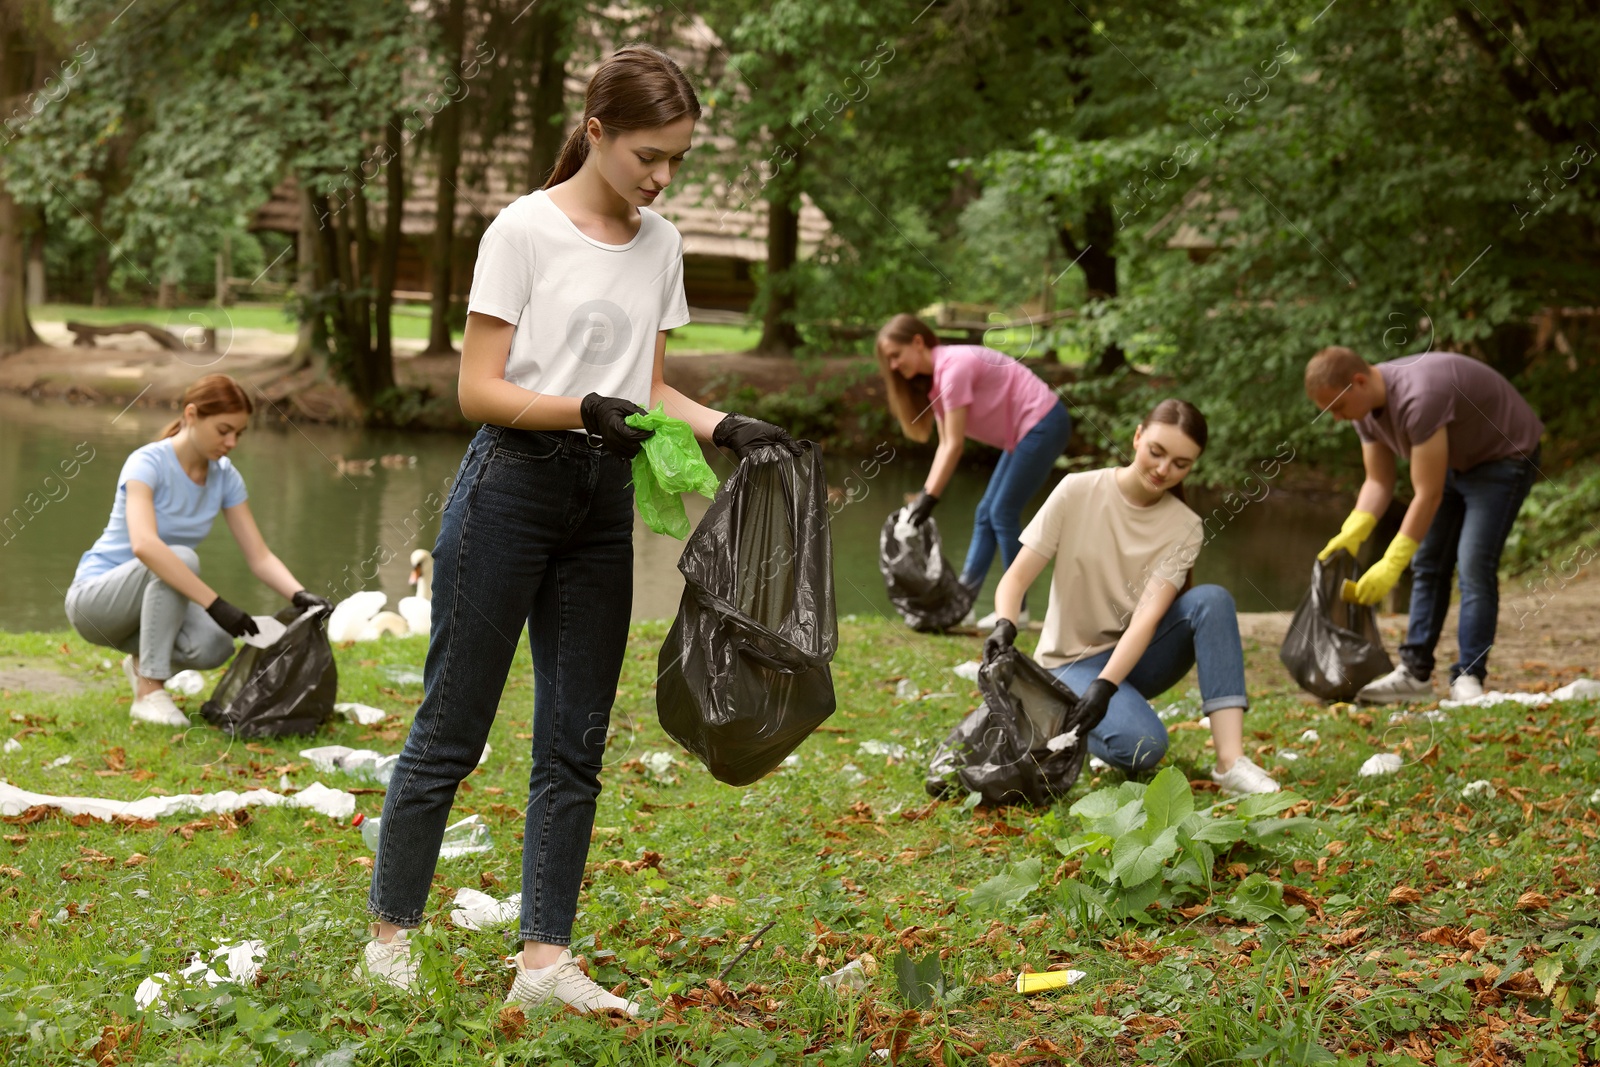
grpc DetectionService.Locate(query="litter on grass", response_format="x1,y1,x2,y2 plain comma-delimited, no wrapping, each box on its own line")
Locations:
1299,729,1320,743
333,702,387,726
0,779,357,821
819,957,870,992
138,941,267,1009
1439,677,1600,709
450,887,521,930
1278,750,1301,762
2,738,19,753
164,670,205,695
952,660,982,683
1016,969,1086,993
1388,709,1448,724
840,763,868,786
1359,753,1404,777
894,678,919,701
858,739,909,761
1461,780,1497,799
639,751,680,782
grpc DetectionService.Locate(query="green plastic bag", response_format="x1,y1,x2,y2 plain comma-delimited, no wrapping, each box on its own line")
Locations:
625,404,720,539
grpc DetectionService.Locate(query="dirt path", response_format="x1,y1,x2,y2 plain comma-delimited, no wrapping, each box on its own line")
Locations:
1238,568,1600,699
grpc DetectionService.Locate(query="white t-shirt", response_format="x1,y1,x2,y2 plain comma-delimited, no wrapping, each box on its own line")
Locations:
466,189,691,409
1019,467,1204,668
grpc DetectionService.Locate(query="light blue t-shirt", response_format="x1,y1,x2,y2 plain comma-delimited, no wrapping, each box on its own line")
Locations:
72,439,248,586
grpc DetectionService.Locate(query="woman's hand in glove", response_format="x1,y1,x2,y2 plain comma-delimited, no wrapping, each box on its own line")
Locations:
206,596,260,638
712,413,803,459
580,393,653,458
291,589,332,616
1076,678,1120,732
982,618,1017,666
905,490,938,527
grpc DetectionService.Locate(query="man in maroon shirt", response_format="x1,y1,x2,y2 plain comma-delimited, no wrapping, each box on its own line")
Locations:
1305,347,1543,703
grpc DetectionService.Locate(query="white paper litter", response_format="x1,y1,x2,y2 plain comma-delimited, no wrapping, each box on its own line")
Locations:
1388,708,1448,723
449,887,521,930
1461,780,1496,799
781,753,802,769
1359,753,1404,777
2,738,19,753
1439,677,1600,709
242,616,287,649
952,660,982,683
48,755,71,768
183,940,267,987
894,678,919,701
840,763,868,786
1045,727,1080,753
1278,750,1301,762
1299,729,1320,743
134,973,171,1009
640,751,679,782
164,670,205,695
859,739,910,761
0,778,356,821
1088,756,1111,773
333,702,387,726
299,745,384,776
819,957,869,991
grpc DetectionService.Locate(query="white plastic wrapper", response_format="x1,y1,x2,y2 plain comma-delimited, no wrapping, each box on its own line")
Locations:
449,887,521,930
1359,753,1403,777
333,702,388,726
1440,677,1600,709
0,779,356,822
164,670,205,695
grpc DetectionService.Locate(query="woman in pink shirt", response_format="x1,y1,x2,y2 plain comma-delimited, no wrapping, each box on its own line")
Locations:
876,313,1072,626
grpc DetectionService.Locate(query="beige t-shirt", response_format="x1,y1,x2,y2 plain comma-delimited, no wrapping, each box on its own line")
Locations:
1019,467,1205,668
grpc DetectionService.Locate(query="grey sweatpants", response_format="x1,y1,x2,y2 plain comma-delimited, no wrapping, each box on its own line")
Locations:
64,545,236,679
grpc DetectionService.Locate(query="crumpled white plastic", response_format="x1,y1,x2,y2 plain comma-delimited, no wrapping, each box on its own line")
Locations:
951,660,982,683
134,973,171,1009
1461,780,1496,799
859,739,910,761
300,745,384,776
2,738,20,753
182,940,267,986
1359,753,1404,777
449,887,521,930
1439,677,1600,709
164,670,205,696
820,957,870,991
639,751,679,782
0,778,356,821
1045,727,1080,753
333,702,387,726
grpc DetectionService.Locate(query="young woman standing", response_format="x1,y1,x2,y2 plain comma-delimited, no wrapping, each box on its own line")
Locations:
65,374,330,727
981,400,1279,796
360,46,797,1013
875,314,1071,626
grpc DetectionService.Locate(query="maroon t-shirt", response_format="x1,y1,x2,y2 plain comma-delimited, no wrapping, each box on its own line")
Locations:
1354,353,1543,471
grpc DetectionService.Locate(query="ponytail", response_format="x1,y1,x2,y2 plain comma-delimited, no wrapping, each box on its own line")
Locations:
542,44,701,190
155,374,254,441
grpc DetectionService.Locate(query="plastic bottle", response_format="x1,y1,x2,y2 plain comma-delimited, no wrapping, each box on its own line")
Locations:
438,814,493,859
352,812,382,851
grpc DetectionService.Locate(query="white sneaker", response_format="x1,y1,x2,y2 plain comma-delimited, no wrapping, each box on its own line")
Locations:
1355,665,1433,704
1448,674,1484,701
356,926,416,991
975,609,1028,629
1212,755,1280,796
129,688,190,727
505,948,639,1016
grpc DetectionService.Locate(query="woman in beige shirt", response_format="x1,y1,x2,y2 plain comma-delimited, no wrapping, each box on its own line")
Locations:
981,399,1278,795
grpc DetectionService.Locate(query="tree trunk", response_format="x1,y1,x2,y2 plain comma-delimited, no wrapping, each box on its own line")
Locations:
0,8,42,354
374,119,403,364
526,0,569,189
25,225,44,307
351,182,393,397
424,0,466,356
1056,199,1126,374
290,183,325,372
757,152,803,356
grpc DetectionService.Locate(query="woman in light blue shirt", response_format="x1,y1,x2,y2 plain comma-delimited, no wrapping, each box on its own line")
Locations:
64,374,329,726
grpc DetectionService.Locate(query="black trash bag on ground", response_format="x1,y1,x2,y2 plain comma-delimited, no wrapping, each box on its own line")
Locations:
925,645,1092,807
657,441,837,786
879,508,978,632
201,604,337,738
1279,550,1393,702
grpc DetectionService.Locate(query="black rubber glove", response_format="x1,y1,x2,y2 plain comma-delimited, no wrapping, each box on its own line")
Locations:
982,617,1017,666
206,596,259,638
712,413,803,459
906,489,939,527
292,589,332,616
1077,678,1119,733
580,393,653,458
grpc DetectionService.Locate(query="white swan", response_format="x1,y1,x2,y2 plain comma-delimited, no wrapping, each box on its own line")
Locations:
398,549,433,637
328,590,388,643
358,610,409,640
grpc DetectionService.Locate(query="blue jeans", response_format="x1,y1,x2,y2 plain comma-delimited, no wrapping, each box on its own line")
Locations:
960,402,1073,593
1400,449,1539,684
368,425,634,945
1049,585,1247,773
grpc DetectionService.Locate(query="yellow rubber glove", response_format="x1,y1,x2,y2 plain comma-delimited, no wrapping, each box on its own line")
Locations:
1343,534,1419,605
1318,510,1377,562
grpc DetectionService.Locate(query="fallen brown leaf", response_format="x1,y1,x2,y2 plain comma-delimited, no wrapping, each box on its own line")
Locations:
1515,891,1550,912
1387,885,1423,905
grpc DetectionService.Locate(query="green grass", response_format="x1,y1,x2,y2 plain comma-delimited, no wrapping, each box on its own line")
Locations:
1,619,1597,1064
31,304,762,355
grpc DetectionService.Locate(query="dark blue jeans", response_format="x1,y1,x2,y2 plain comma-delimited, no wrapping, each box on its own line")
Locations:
368,425,634,945
960,402,1073,592
1400,449,1539,684
1049,585,1247,773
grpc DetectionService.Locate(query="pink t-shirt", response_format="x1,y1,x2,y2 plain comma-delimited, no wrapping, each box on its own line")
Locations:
929,345,1060,452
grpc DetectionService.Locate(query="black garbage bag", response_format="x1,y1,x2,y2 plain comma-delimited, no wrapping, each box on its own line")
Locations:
925,645,1092,807
201,604,338,738
879,508,978,632
657,442,837,786
1279,550,1394,702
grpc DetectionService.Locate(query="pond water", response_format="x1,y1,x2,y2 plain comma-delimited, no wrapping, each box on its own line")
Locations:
0,393,1348,635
